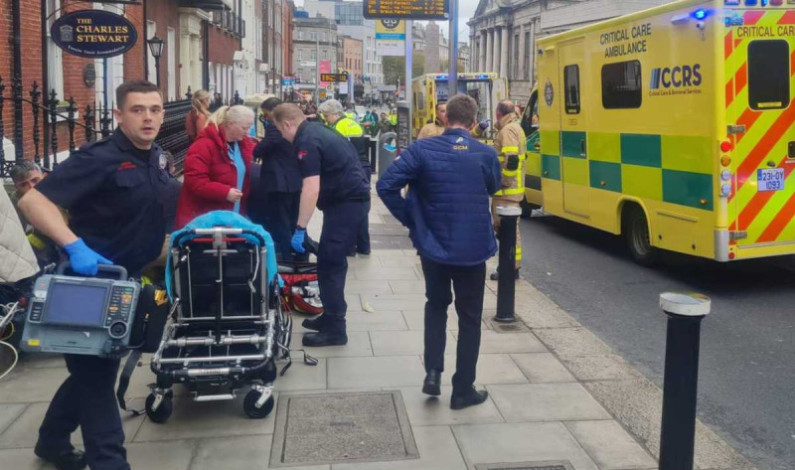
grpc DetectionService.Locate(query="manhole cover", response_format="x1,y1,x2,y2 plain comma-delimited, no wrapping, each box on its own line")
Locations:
270,391,418,467
475,461,574,470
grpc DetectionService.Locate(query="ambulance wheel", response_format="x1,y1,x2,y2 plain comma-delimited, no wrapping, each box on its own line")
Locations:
145,393,173,424
623,205,658,266
520,198,539,219
244,390,274,419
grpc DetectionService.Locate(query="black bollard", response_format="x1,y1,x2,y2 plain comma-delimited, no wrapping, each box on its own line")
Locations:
494,205,521,323
658,292,711,470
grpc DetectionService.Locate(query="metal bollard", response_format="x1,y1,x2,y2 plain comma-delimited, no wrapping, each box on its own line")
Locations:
494,205,522,323
658,292,711,470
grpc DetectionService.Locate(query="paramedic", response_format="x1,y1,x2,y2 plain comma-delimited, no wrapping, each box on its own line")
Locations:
18,80,169,470
272,103,369,347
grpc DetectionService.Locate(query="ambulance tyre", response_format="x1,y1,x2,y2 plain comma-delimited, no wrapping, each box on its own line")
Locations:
520,197,535,219
145,392,173,424
623,205,658,266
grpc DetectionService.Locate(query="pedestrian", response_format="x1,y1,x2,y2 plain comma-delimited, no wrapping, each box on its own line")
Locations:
417,101,447,139
317,99,371,256
376,94,501,410
208,92,224,113
0,186,38,284
17,79,170,470
252,98,303,261
185,89,211,142
362,109,378,137
175,105,255,229
489,99,526,280
378,112,395,134
271,103,370,347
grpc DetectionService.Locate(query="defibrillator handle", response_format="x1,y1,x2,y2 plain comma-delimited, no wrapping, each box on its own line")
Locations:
56,262,128,280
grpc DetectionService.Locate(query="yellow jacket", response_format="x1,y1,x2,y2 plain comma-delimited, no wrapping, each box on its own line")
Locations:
417,121,445,140
493,112,526,201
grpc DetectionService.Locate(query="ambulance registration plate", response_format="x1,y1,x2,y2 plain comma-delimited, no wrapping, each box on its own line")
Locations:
757,168,785,192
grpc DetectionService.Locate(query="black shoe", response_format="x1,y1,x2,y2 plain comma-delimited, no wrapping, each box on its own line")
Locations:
422,370,441,396
450,388,489,410
302,331,348,347
302,316,327,332
357,249,371,256
489,269,520,281
34,444,87,470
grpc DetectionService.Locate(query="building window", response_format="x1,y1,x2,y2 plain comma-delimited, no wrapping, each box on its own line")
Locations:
601,60,642,109
524,31,531,80
513,34,519,79
748,40,790,110
564,65,580,114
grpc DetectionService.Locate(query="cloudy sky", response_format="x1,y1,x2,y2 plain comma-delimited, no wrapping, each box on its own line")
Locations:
293,0,480,42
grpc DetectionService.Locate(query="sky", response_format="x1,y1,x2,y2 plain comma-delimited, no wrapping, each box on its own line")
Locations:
293,0,478,43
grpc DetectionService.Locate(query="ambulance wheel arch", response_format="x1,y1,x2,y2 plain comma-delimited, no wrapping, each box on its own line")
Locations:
620,200,658,266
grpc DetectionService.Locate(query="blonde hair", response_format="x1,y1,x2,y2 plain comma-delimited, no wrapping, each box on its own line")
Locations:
192,89,211,118
208,105,255,127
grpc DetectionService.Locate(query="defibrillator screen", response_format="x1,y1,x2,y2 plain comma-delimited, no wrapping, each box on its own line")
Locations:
45,282,108,327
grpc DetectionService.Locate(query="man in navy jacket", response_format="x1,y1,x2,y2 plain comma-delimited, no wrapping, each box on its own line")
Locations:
377,94,501,410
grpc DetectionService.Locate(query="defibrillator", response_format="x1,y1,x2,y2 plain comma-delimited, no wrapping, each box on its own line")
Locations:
21,265,141,358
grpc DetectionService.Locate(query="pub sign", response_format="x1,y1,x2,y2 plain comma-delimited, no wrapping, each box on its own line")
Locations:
51,10,138,59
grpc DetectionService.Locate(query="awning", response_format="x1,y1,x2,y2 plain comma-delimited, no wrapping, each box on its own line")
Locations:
178,0,230,11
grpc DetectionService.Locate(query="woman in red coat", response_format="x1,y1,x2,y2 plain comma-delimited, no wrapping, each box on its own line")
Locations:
175,105,256,229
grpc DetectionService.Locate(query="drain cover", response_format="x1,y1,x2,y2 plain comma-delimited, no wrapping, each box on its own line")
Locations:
475,461,574,470
270,391,418,467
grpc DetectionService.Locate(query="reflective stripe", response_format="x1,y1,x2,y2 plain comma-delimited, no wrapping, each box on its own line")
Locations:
498,187,525,196
501,146,520,154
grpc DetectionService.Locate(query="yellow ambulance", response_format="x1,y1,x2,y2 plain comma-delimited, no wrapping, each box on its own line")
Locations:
412,72,508,141
523,0,795,264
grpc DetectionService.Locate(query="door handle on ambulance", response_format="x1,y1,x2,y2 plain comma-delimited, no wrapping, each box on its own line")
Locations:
580,139,586,156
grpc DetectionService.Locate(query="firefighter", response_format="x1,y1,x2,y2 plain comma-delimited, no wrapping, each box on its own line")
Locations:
490,99,526,280
417,101,447,140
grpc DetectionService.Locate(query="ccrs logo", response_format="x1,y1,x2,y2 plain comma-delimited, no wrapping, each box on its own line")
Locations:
649,64,702,89
381,19,400,29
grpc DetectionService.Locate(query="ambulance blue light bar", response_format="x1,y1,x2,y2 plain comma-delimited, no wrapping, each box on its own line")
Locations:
724,0,740,4
692,9,708,20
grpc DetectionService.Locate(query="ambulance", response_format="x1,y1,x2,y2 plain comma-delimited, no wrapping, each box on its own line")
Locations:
412,72,508,142
523,0,795,264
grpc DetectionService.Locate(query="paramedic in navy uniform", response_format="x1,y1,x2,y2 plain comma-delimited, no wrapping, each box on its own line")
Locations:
18,80,169,470
271,103,369,347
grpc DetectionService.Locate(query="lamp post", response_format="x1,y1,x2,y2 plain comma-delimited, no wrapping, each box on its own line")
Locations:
147,36,165,89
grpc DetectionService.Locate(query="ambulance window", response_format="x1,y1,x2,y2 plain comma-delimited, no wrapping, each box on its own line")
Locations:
748,40,790,110
601,60,642,109
564,65,580,114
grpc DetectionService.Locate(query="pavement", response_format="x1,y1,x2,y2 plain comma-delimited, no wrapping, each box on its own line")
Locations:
0,192,755,470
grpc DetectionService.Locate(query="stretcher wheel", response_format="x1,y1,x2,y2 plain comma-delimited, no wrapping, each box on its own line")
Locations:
145,393,174,424
244,390,274,419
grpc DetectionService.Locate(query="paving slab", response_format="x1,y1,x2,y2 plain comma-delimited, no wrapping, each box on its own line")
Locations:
0,447,45,470
344,280,395,295
191,434,330,470
361,294,428,311
327,356,425,389
471,330,548,354
387,280,427,294
510,353,577,383
344,311,408,332
274,358,327,392
0,402,144,449
13,354,64,370
487,383,611,423
125,439,195,470
0,403,27,435
439,354,529,386
564,420,656,470
371,330,456,356
559,355,642,382
133,394,275,442
352,267,419,281
452,422,598,470
397,387,504,426
0,367,69,403
333,425,467,470
533,327,613,357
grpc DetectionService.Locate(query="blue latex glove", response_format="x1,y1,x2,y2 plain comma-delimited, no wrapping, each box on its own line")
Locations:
478,119,491,130
291,228,307,254
63,238,113,276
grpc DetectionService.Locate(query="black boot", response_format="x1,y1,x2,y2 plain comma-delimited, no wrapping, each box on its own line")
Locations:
302,331,348,347
450,388,489,410
34,444,87,470
489,269,520,281
302,315,328,332
422,370,441,396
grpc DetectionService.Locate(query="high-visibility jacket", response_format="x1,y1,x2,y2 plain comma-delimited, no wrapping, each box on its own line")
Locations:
332,116,369,167
492,112,526,201
345,111,357,122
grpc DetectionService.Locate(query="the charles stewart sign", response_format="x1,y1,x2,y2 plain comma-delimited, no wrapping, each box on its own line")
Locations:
51,10,138,59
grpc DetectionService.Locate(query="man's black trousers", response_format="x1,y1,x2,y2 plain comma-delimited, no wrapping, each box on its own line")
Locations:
39,354,129,470
420,257,487,396
318,200,368,334
261,191,300,261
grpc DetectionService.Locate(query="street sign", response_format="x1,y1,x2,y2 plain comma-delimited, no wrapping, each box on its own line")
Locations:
320,73,348,83
363,0,449,20
376,19,405,57
51,10,138,59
